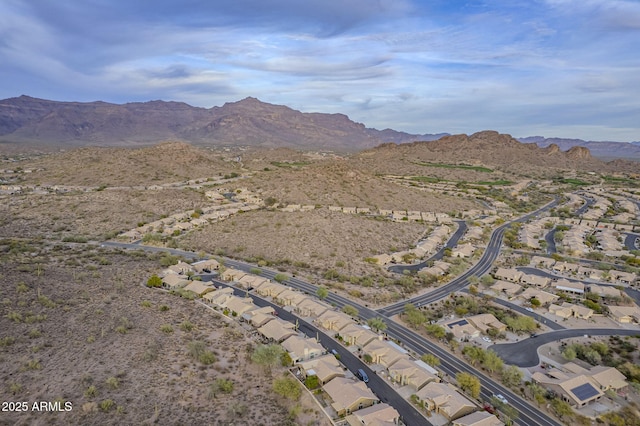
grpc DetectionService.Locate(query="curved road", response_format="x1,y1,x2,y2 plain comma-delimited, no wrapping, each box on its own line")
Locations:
575,195,595,216
544,228,557,254
103,198,563,426
388,220,468,274
492,328,640,367
378,197,560,317
624,233,640,251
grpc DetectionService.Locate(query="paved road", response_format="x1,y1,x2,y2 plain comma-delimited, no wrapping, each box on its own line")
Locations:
201,276,429,426
218,260,562,426
388,220,468,274
575,195,595,216
544,228,557,254
624,233,640,251
491,328,640,367
378,198,560,317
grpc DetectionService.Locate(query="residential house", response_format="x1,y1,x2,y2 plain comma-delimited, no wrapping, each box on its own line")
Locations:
466,314,507,334
202,287,234,306
345,403,401,426
548,302,593,319
191,259,220,273
372,254,393,266
236,274,270,290
182,280,215,296
338,323,380,348
166,261,195,275
315,310,355,332
219,268,246,282
493,268,522,283
608,270,636,285
298,354,345,385
363,340,407,369
257,317,297,342
548,303,574,319
518,288,559,305
295,298,330,318
276,288,307,306
323,377,379,417
577,266,603,280
414,382,477,421
453,411,504,426
530,256,556,269
562,363,628,392
255,281,289,298
465,227,484,241
552,262,580,275
588,284,621,299
161,274,190,290
222,295,254,316
241,306,275,327
520,273,550,288
490,280,521,298
452,244,475,258
441,318,480,341
608,305,640,324
552,278,585,295
532,371,604,407
281,335,324,363
387,357,440,390
420,261,451,276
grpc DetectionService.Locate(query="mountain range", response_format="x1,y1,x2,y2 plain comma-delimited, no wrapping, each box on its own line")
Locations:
0,95,637,160
518,136,640,161
0,95,444,151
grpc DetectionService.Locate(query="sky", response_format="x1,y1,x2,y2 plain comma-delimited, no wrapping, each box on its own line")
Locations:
1,0,639,141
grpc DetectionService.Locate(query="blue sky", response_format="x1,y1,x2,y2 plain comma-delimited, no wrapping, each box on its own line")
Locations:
1,0,639,141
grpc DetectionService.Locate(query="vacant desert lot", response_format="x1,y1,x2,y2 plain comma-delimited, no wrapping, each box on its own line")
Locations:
0,189,209,241
0,246,314,426
180,209,427,276
243,161,480,212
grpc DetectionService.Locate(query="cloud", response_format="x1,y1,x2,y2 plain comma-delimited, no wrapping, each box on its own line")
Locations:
0,0,638,141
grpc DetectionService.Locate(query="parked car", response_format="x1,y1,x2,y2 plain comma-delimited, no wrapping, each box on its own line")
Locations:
482,336,492,343
356,369,369,383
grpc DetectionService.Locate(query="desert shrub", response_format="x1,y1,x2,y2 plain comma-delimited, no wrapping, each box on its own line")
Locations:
209,378,234,398
180,320,194,332
85,385,97,398
16,282,29,293
5,311,23,323
0,337,16,347
99,399,115,412
304,375,320,390
273,376,301,400
105,377,119,390
146,275,162,288
160,324,173,333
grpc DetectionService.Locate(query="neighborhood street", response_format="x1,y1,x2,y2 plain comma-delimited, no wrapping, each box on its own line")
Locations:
378,197,560,316
387,220,468,274
201,276,430,426
491,328,640,367
104,197,566,426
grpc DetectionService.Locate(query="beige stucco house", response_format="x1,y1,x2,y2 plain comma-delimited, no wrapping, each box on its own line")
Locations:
323,377,379,417
414,382,477,421
281,335,324,363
